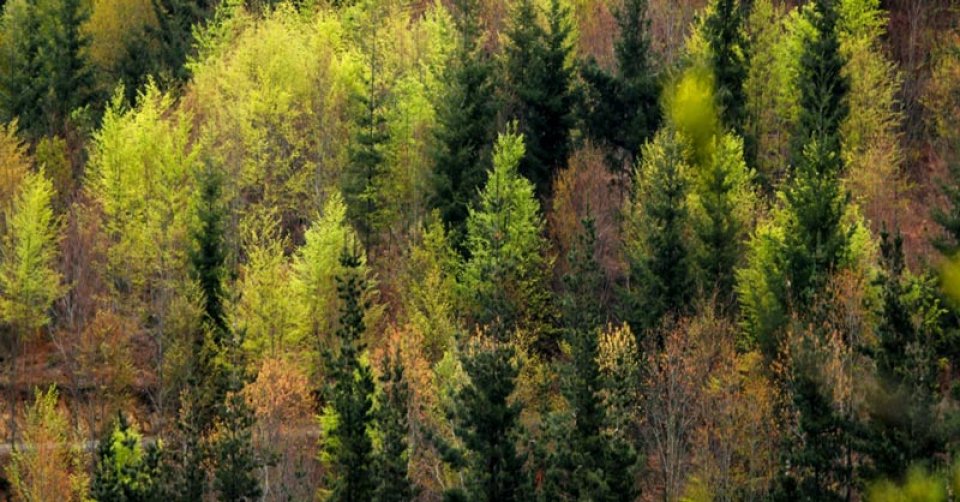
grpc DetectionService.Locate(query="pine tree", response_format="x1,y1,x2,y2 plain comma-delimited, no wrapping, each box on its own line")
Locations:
432,0,496,250
502,0,575,199
374,350,415,502
781,0,851,308
544,220,637,501
321,250,377,502
581,0,660,177
704,0,749,137
445,340,528,502
623,128,692,335
0,0,96,138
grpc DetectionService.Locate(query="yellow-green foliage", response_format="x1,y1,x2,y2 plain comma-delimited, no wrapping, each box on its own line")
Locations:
837,0,904,226
664,60,718,168
0,168,61,334
8,386,90,502
88,84,197,299
0,119,30,214
232,210,299,363
867,465,950,502
291,192,368,368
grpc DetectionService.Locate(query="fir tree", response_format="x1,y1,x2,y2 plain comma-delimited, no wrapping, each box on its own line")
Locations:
211,386,261,501
704,0,749,137
462,129,554,345
432,0,496,250
321,250,377,502
374,350,415,502
445,340,528,502
502,0,575,199
581,0,660,177
0,0,96,138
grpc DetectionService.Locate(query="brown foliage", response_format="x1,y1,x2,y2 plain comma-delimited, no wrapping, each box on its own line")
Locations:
0,120,30,217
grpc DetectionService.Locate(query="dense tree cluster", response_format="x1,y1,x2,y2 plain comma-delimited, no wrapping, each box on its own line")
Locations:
0,0,959,500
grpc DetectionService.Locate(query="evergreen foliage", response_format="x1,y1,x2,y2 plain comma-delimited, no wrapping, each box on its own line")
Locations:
321,250,377,502
0,0,96,138
462,129,553,343
432,0,496,249
502,0,575,199
91,414,166,502
445,340,527,502
581,0,660,176
704,0,749,138
624,128,693,335
374,350,415,502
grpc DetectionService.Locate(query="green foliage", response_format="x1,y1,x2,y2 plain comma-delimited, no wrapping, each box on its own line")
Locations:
581,0,661,176
461,129,553,343
431,0,496,248
543,220,637,501
0,0,96,138
444,339,528,502
211,387,261,501
502,0,576,198
320,251,377,502
374,351,415,502
623,127,693,334
704,0,749,139
688,132,756,303
867,465,956,502
0,168,61,334
91,414,166,501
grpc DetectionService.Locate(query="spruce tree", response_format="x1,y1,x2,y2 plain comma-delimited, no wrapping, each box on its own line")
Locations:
544,220,637,501
445,340,528,502
0,0,96,138
374,350,415,502
211,385,261,501
91,413,166,502
704,0,749,137
502,0,575,199
343,11,389,249
624,128,693,335
321,251,377,502
581,0,660,177
782,0,851,307
432,0,496,250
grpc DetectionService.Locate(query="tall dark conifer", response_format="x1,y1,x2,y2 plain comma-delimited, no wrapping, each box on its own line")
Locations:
322,251,377,502
374,350,415,502
581,0,660,178
432,0,496,250
704,0,749,136
444,340,528,502
502,0,575,199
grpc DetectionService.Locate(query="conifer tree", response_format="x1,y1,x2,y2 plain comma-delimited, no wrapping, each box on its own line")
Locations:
374,350,415,502
211,385,261,501
781,0,850,307
623,128,692,335
92,413,166,501
445,340,528,502
462,129,553,344
704,0,749,137
432,0,496,249
502,0,575,199
0,0,95,138
321,251,377,502
581,0,660,176
343,9,390,250
544,220,637,501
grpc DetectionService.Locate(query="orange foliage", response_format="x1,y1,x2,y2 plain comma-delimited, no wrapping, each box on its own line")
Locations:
549,144,625,282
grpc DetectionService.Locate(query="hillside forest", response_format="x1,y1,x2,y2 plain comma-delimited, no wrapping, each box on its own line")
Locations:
1,0,960,500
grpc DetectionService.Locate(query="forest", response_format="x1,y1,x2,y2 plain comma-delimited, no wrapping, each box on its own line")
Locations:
0,0,959,499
